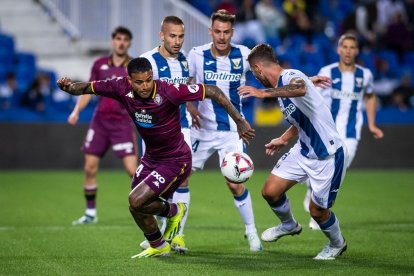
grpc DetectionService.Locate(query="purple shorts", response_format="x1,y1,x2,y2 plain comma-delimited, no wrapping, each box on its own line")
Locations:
132,157,192,200
82,117,136,158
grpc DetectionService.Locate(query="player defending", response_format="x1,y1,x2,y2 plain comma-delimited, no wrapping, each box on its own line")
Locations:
304,33,384,230
183,10,263,252
57,57,254,258
68,26,137,225
139,16,193,252
238,44,348,260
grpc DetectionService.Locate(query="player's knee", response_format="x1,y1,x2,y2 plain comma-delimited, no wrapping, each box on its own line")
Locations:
309,205,329,223
261,185,278,202
128,192,142,210
84,163,98,178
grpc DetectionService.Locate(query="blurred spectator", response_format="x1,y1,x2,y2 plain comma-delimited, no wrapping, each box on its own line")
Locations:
214,0,237,14
0,73,17,110
282,0,315,42
390,73,414,110
20,78,45,112
232,0,266,46
255,0,287,39
376,0,408,32
373,55,400,101
384,11,413,60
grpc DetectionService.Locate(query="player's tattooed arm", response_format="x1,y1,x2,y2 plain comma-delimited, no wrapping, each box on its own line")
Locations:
205,84,255,143
57,77,94,95
238,77,306,99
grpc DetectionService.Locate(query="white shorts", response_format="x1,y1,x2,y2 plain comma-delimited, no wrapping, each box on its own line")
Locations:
191,128,244,170
140,127,191,156
272,143,348,208
343,138,358,168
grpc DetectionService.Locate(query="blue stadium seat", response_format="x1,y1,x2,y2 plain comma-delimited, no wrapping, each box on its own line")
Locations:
15,53,37,92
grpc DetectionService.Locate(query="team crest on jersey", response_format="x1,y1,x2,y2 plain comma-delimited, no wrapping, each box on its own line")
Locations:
231,58,241,69
154,94,163,105
181,61,189,72
187,84,199,93
355,77,363,88
100,64,109,70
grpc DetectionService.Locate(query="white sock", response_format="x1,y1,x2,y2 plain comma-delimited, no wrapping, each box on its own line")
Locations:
85,208,96,217
318,212,345,247
269,193,297,230
172,187,190,235
303,180,312,212
233,188,257,234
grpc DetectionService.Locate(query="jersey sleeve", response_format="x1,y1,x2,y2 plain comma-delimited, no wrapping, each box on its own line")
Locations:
90,77,127,101
364,68,374,94
89,61,99,82
187,48,197,79
163,82,205,105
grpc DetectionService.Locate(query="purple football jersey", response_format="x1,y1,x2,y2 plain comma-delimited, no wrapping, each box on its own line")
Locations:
92,78,205,160
89,56,131,121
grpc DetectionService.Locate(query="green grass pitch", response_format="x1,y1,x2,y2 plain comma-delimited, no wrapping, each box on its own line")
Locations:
0,170,413,275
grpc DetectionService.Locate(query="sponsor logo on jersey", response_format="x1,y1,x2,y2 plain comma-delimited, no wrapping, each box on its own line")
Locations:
160,66,168,72
204,70,241,82
160,76,188,84
282,103,297,117
188,84,199,93
331,89,362,100
154,94,162,105
126,91,133,98
332,78,340,84
134,109,155,128
205,60,215,65
231,58,241,69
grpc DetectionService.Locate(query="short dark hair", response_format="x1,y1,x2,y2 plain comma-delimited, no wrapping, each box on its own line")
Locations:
111,26,133,40
127,57,152,76
247,44,278,65
161,16,184,31
211,9,236,26
338,33,359,47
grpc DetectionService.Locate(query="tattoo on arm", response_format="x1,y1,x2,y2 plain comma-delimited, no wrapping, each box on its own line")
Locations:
263,77,306,98
67,82,94,95
205,85,243,122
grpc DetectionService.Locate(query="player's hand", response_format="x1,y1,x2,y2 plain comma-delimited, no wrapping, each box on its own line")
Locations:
236,118,255,145
238,85,265,99
369,125,384,139
186,102,203,129
57,77,72,91
310,75,332,89
265,137,288,156
67,111,79,125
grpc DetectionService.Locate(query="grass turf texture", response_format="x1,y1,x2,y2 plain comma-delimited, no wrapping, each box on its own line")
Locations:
0,170,413,275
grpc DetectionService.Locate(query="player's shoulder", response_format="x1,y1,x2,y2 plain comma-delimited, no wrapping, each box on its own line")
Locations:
92,56,111,68
320,62,339,72
189,43,211,55
356,64,373,77
140,47,158,59
231,43,251,56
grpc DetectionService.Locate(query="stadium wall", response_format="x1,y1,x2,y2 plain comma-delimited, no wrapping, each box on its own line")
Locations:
0,123,413,170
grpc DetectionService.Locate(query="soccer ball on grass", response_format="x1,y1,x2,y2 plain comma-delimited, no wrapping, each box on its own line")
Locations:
220,152,254,184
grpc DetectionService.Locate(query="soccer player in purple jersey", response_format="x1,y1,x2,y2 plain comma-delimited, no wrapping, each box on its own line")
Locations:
57,57,254,258
67,27,138,225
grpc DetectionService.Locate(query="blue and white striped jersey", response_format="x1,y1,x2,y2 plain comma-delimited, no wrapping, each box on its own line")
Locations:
318,62,374,140
140,47,191,128
188,43,250,131
277,69,343,159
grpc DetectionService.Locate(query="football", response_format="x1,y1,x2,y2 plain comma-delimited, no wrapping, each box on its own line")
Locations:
220,152,254,184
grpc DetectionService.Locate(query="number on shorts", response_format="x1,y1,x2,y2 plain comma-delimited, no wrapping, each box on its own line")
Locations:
192,140,200,153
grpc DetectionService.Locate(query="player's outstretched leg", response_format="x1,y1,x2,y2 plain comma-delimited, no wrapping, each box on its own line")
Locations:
303,182,320,230
163,202,187,242
230,185,262,252
312,210,347,260
170,186,190,253
261,193,302,242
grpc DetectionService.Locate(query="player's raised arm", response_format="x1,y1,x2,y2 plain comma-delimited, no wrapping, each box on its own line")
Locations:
238,77,306,99
205,84,255,144
57,77,94,96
